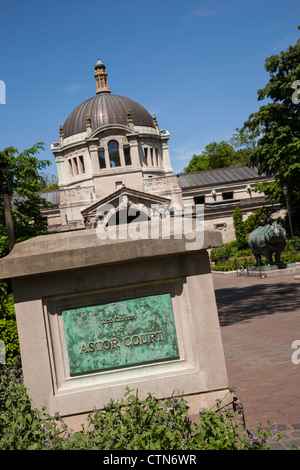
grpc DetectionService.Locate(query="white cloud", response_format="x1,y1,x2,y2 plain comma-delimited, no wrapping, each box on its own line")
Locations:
191,0,223,18
64,84,87,93
269,34,298,54
171,141,204,171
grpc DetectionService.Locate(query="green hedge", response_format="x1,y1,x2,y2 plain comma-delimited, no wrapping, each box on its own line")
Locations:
210,242,252,264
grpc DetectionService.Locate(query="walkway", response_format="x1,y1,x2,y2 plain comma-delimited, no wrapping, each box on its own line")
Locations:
213,272,300,450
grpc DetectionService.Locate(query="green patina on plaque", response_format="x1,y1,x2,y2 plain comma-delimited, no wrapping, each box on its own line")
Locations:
62,294,179,376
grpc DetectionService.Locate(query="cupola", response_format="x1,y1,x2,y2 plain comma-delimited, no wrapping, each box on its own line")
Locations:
94,59,111,94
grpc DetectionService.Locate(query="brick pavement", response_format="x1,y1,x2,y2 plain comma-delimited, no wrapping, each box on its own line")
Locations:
212,272,300,450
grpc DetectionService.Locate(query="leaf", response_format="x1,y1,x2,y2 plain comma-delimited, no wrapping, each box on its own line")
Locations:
27,443,40,450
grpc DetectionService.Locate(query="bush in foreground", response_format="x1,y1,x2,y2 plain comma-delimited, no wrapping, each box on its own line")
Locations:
0,358,285,450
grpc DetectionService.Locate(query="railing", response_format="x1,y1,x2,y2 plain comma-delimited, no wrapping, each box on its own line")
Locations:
235,257,263,277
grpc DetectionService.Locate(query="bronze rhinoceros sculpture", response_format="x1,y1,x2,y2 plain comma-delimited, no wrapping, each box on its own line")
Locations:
248,220,286,265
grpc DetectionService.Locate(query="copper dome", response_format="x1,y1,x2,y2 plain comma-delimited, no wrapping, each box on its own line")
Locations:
63,93,155,139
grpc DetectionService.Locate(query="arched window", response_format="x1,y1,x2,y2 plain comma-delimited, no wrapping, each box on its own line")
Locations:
108,140,121,167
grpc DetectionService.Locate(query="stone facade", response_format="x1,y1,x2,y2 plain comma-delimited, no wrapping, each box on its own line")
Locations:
47,60,278,242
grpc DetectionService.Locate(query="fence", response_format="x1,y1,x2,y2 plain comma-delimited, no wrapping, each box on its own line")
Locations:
235,257,264,277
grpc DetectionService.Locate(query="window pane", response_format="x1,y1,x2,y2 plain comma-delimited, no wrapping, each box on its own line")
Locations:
79,155,85,173
73,157,79,175
108,140,121,167
124,146,131,165
98,149,106,169
68,159,73,176
194,196,205,205
150,148,153,165
222,192,234,200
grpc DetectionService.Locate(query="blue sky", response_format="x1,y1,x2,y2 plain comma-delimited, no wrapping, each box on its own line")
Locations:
0,0,299,177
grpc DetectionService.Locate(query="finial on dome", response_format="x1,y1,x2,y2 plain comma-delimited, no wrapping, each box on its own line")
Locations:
94,59,111,94
127,108,134,125
59,124,64,143
86,114,92,135
152,113,158,128
95,59,104,68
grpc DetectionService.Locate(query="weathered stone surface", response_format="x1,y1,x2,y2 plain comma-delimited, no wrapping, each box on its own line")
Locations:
0,226,222,279
0,227,228,425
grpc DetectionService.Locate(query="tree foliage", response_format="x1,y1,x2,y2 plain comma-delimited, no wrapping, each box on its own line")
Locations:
242,26,300,232
37,173,58,191
0,143,52,257
0,143,53,362
184,140,251,173
232,207,246,248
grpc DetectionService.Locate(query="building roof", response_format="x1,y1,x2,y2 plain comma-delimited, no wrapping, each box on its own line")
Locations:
63,93,155,138
11,190,61,208
177,166,268,190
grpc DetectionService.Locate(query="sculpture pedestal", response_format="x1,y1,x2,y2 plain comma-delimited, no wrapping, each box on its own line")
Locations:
0,227,230,429
258,262,296,270
239,263,300,277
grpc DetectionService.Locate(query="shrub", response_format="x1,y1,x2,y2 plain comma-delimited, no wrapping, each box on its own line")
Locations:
0,286,20,364
0,362,285,450
210,246,227,263
210,241,239,263
285,236,300,251
232,207,247,248
244,207,272,235
0,358,70,450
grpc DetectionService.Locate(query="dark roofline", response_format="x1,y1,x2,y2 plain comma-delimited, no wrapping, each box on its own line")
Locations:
177,166,272,190
177,165,267,177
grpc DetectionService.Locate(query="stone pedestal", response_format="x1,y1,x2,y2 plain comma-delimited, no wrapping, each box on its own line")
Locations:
239,263,300,277
0,226,229,427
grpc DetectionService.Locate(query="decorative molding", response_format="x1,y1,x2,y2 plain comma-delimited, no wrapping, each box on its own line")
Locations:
214,223,227,231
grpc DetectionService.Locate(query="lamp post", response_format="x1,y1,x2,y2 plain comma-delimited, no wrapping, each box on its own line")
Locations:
282,186,297,252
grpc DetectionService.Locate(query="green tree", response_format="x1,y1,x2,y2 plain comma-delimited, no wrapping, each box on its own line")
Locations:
232,207,246,248
229,127,257,166
0,143,52,363
0,143,52,257
229,127,258,151
244,207,273,235
37,173,59,191
184,140,250,173
241,26,300,233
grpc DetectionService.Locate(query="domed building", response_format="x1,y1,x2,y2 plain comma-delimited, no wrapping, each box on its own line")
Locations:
51,60,182,228
49,59,276,241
